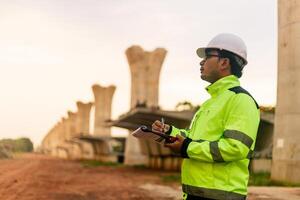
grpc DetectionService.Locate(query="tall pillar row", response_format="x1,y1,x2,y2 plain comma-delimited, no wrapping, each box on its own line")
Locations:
42,120,65,154
124,46,167,165
271,0,300,183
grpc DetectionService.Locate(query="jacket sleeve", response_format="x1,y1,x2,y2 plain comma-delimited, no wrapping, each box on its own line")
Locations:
168,126,190,138
181,94,260,162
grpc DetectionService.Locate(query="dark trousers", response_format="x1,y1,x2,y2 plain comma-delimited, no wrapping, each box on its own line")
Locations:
186,194,216,200
186,193,246,200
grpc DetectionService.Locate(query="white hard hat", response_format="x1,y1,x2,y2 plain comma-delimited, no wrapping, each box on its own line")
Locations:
196,33,247,66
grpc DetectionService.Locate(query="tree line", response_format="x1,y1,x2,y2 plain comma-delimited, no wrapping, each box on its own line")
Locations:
0,138,33,158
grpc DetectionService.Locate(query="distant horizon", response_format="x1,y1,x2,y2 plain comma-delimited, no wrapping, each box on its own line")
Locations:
0,102,276,147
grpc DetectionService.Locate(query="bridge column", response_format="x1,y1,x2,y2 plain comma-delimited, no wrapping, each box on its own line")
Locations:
92,84,116,137
124,46,167,165
75,101,93,136
271,0,300,183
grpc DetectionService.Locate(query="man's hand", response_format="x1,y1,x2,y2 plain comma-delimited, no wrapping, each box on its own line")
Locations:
164,134,185,154
152,120,170,133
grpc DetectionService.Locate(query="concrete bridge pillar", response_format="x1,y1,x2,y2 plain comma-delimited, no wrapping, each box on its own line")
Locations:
63,112,72,141
92,84,116,136
73,102,94,159
61,117,68,141
54,118,68,158
68,111,77,138
271,0,300,183
50,122,62,156
41,127,54,154
124,46,167,165
75,101,93,136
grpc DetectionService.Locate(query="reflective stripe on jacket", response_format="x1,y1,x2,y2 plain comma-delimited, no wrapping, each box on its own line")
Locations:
169,75,260,200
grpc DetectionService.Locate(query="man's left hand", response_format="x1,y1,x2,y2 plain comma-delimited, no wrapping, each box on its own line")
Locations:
164,134,185,154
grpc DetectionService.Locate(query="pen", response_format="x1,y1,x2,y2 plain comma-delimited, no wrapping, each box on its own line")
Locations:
161,117,165,133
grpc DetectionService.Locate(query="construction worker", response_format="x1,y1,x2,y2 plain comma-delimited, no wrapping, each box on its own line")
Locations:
152,33,260,200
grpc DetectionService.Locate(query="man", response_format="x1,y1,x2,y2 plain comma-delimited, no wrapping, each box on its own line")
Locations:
152,33,260,200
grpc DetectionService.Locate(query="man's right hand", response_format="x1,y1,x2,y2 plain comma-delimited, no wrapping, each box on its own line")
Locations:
152,120,170,133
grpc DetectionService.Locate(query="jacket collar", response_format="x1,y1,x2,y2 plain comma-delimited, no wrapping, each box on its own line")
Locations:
206,75,240,97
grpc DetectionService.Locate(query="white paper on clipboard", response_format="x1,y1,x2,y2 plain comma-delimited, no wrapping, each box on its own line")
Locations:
132,126,166,144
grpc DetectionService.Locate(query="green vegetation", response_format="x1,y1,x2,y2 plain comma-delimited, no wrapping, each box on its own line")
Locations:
259,106,275,113
132,164,148,169
80,160,122,168
249,172,300,187
0,144,12,158
0,137,33,158
0,138,33,152
249,172,271,186
175,101,199,111
160,173,181,183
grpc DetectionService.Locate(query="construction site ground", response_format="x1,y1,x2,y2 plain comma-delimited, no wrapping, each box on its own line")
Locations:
0,154,299,200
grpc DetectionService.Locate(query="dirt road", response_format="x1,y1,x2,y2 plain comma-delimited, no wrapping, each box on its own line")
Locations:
0,154,300,200
0,154,181,200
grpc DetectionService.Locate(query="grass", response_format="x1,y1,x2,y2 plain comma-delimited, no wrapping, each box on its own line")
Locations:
160,174,181,183
249,172,271,186
132,164,148,169
80,160,122,168
249,172,300,187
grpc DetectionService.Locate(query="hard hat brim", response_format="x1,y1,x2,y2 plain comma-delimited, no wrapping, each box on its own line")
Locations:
196,48,206,58
196,47,248,66
196,47,222,58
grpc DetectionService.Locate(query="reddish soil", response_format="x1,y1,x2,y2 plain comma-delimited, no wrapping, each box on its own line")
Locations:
0,154,179,200
1,154,300,200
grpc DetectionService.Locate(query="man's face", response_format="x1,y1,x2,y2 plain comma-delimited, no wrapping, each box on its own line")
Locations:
199,50,222,83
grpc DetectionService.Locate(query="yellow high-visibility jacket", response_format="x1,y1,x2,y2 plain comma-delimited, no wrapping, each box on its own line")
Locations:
168,75,260,200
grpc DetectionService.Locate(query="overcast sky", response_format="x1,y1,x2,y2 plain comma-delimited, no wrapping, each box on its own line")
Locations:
0,0,277,146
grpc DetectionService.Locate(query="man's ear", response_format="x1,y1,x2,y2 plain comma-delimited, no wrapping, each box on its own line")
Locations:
220,58,231,71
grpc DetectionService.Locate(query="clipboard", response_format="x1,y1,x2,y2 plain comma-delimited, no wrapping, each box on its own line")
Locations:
132,125,177,144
